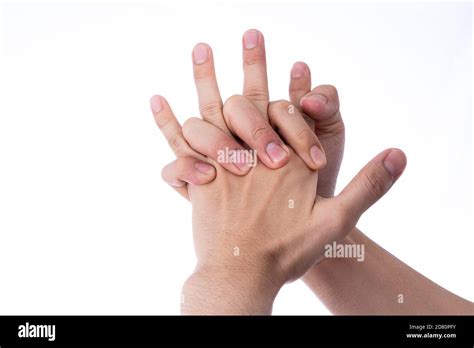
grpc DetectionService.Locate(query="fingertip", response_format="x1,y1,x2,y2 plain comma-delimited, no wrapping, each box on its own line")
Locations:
291,62,308,79
183,162,216,186
192,43,211,65
300,94,327,115
193,162,217,184
161,162,185,188
265,142,290,166
150,95,164,114
259,148,289,170
243,29,263,49
300,85,340,121
383,148,407,180
310,144,327,170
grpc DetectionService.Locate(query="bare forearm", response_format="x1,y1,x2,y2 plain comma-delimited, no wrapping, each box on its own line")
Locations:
304,228,473,314
181,268,280,315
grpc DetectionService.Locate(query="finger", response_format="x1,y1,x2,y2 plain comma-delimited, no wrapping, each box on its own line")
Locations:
192,43,230,135
150,95,194,157
268,100,326,170
182,117,252,175
333,148,407,229
242,29,269,117
161,157,217,200
300,85,345,197
289,62,311,108
223,95,290,169
300,85,342,130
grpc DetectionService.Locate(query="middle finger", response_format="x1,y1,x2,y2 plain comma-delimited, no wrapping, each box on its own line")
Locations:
242,29,270,117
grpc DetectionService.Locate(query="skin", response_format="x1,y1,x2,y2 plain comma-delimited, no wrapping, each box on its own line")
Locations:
151,29,473,314
156,31,327,202
152,29,405,315
283,60,473,314
155,94,403,316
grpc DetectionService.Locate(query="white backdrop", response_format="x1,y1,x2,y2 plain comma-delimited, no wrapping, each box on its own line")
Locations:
0,1,472,314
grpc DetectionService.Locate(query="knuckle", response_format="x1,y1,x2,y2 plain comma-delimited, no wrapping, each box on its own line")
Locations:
223,94,243,111
167,132,185,153
323,84,338,97
362,169,387,200
278,100,292,110
193,65,213,81
251,124,272,141
333,119,345,135
273,99,292,112
268,100,293,127
293,128,316,148
155,114,172,130
319,84,340,110
295,127,315,141
199,101,223,118
213,137,231,157
244,55,265,66
244,86,269,102
182,117,200,138
224,94,242,104
193,70,209,81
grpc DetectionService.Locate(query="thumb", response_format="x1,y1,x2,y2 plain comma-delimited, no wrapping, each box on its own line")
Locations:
336,148,407,226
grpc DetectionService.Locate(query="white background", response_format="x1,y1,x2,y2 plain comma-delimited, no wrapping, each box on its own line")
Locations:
0,1,472,314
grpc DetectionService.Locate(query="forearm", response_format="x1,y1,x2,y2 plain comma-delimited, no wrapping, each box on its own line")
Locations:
181,267,281,315
304,228,473,314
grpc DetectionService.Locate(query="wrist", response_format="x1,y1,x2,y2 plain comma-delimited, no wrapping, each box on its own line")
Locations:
181,265,282,315
302,227,361,282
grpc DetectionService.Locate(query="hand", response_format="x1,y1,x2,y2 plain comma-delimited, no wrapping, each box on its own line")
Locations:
153,93,328,314
152,47,408,313
152,29,408,314
160,94,403,315
154,30,328,201
184,97,321,314
158,34,403,236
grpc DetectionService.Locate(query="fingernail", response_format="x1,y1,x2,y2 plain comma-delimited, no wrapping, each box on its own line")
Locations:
310,145,325,166
150,95,163,113
291,62,306,78
266,142,288,163
195,162,214,174
383,149,405,178
304,93,328,105
243,30,259,49
193,44,209,64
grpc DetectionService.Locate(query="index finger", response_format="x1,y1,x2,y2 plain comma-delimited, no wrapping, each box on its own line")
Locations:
192,43,230,135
